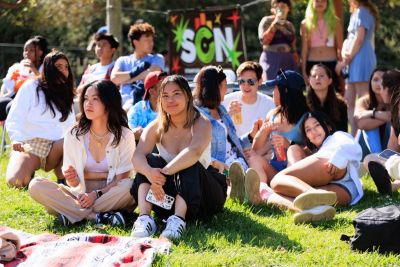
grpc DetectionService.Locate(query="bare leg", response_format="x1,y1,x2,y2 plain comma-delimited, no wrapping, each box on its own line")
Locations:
45,139,64,178
363,153,383,172
174,195,187,219
317,184,351,205
345,82,357,136
138,183,153,215
270,156,346,198
6,151,40,187
287,144,307,166
247,153,277,184
266,193,297,212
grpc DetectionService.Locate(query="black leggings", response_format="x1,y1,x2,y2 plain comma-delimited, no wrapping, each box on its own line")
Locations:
131,153,227,220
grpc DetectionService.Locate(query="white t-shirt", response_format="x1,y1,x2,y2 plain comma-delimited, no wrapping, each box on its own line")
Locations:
6,79,76,142
79,61,115,86
222,91,275,137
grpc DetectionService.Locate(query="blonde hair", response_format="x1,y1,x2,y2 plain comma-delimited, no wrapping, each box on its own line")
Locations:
157,75,199,133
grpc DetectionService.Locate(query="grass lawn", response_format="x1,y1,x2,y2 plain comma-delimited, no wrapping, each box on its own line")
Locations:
1,147,400,266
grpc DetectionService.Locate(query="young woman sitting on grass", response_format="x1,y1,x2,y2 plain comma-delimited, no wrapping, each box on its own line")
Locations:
354,67,390,159
306,63,348,132
29,80,136,227
194,65,260,203
246,111,363,224
130,75,227,241
5,50,75,188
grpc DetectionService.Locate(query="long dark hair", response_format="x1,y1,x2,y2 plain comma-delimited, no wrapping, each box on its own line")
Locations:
193,65,226,109
277,81,308,125
383,69,400,130
73,79,128,146
37,50,74,122
300,111,336,152
367,67,389,110
306,64,346,124
26,35,48,68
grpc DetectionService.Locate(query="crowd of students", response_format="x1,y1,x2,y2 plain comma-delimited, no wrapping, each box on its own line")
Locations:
1,0,399,241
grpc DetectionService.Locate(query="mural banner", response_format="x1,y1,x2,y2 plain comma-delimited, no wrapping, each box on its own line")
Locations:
168,7,247,79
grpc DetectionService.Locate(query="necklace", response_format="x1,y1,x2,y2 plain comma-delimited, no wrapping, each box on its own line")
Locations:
90,129,108,147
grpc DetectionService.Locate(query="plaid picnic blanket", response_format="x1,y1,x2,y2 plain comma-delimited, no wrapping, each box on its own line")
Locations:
0,226,171,267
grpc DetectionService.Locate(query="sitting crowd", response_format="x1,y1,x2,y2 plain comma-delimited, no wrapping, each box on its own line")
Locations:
2,9,400,242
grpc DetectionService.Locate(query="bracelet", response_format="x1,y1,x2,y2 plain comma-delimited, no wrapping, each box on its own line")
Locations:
371,108,376,119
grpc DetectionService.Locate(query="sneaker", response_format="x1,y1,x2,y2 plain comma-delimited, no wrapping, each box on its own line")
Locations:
160,215,186,241
244,168,261,205
229,162,245,203
293,205,336,224
131,215,156,238
293,189,337,210
58,214,72,227
368,161,392,195
96,212,126,227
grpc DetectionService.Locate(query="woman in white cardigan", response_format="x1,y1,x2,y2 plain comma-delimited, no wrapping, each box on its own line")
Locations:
5,51,75,188
246,111,363,224
29,80,136,227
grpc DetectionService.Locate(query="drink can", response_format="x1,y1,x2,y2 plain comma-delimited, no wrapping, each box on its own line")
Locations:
276,145,287,161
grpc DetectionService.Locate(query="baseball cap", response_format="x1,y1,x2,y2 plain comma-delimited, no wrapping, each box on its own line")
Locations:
265,70,305,91
143,71,167,99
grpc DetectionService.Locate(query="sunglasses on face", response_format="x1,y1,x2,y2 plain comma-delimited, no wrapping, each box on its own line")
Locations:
238,78,257,86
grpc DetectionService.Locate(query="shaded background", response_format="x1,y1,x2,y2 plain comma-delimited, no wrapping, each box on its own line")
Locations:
0,0,399,83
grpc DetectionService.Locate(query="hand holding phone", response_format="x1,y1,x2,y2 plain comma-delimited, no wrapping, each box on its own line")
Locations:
146,189,175,210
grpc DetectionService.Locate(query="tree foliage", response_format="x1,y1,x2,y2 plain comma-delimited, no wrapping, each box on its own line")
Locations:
0,0,399,79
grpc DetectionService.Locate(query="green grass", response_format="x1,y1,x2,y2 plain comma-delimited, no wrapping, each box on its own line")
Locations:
1,146,400,266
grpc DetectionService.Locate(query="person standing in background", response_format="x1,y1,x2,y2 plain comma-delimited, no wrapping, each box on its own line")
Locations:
258,0,298,81
111,22,164,111
336,0,379,136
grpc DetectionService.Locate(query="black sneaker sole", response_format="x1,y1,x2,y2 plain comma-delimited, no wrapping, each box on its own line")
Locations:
368,161,392,195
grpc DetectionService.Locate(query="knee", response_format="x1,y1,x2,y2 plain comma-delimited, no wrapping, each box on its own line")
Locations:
28,178,47,198
6,175,28,188
270,173,284,191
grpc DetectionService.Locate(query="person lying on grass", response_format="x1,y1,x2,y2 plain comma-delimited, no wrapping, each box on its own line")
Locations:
245,111,363,224
29,80,136,227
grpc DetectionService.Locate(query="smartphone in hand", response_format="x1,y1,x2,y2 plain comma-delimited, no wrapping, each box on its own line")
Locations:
145,189,175,210
378,149,400,161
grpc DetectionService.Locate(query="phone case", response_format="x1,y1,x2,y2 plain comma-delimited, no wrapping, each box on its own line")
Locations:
145,189,175,210
378,149,400,160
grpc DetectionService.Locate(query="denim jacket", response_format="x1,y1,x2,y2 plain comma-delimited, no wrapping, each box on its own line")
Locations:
197,105,250,164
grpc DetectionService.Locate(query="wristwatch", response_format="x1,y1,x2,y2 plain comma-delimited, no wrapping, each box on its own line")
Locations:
95,190,103,198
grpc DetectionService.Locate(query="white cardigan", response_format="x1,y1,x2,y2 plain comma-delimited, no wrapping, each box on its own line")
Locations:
63,126,135,196
6,79,75,142
313,131,363,205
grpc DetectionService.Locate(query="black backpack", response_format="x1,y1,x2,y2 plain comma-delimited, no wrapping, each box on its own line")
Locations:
341,205,400,254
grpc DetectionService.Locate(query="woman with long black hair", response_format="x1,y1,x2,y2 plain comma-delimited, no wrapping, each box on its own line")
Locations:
5,50,75,187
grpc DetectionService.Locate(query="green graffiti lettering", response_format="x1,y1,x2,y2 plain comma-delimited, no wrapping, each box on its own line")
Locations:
195,26,214,64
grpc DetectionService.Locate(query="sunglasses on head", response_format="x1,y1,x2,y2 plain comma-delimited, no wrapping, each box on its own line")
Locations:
238,78,257,86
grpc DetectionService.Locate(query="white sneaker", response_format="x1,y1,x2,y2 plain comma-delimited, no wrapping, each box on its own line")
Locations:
131,215,156,238
160,215,186,241
293,189,337,210
293,205,336,224
229,162,245,203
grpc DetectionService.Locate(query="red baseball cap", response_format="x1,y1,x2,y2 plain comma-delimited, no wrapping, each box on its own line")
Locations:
143,71,167,99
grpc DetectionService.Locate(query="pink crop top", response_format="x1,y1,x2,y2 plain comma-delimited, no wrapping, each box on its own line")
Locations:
84,134,108,173
310,20,334,48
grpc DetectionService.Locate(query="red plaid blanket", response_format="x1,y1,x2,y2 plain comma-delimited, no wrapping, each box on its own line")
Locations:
0,226,171,267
